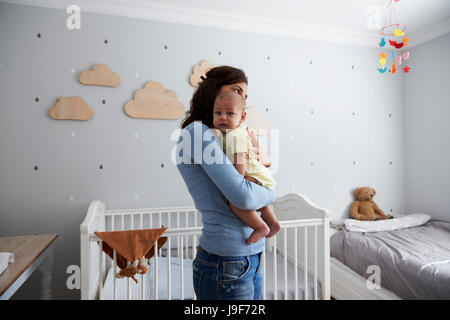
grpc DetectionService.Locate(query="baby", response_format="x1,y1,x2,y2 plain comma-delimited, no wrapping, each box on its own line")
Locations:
213,91,281,244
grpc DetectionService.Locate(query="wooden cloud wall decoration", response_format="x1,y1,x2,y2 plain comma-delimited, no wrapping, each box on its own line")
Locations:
124,81,185,119
48,96,94,120
79,64,121,87
190,60,214,87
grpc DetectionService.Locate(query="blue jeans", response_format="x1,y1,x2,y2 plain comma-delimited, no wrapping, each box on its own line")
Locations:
192,246,263,300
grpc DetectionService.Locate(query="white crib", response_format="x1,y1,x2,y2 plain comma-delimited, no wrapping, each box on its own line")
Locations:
80,193,331,300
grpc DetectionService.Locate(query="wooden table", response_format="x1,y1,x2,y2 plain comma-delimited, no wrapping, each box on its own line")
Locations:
0,234,58,300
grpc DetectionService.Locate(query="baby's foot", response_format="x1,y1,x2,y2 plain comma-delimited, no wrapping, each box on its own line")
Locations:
246,225,270,244
266,220,281,238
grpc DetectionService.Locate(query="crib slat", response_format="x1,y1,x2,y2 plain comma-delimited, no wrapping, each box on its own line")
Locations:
185,212,189,259
273,235,277,300
177,212,180,257
141,273,145,300
140,214,143,230
192,234,196,300
113,249,117,300
304,226,308,300
121,215,124,230
284,228,288,300
168,237,171,300
155,240,158,300
180,235,184,300
127,261,131,300
98,240,103,300
193,236,197,261
160,216,163,258
294,227,298,300
262,249,266,300
314,225,318,300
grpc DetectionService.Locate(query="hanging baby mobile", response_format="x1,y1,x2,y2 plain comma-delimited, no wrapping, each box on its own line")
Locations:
377,0,410,74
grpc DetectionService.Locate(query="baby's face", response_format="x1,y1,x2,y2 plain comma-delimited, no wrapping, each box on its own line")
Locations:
213,97,246,133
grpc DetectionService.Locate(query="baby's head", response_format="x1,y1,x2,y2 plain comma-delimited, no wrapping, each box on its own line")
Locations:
213,91,246,132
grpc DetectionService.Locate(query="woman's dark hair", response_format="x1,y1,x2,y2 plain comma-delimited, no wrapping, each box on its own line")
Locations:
181,66,248,129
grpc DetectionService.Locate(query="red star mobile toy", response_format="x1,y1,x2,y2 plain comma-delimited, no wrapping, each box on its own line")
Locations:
377,0,411,74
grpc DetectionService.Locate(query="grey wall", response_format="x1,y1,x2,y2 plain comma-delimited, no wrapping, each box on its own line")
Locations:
1,3,407,299
403,33,450,222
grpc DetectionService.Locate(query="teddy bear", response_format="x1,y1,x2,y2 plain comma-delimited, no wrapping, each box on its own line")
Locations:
350,187,393,221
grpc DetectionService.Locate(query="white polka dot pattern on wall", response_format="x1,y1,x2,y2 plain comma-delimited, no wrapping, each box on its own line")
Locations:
0,9,405,229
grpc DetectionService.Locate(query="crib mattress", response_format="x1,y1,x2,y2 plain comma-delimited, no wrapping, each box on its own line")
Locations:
101,257,194,300
101,252,321,300
263,250,322,300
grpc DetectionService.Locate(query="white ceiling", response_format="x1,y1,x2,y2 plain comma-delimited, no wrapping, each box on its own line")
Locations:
3,0,450,47
145,0,450,34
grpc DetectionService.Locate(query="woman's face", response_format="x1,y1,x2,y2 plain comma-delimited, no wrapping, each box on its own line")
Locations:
218,82,248,102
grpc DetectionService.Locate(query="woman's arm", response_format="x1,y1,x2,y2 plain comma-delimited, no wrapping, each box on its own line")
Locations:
234,152,258,184
233,152,246,176
178,122,276,210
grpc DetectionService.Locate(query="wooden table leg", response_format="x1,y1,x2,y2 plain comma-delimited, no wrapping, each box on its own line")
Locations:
39,246,53,300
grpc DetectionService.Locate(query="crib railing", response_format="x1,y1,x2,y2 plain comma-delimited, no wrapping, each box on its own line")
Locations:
105,206,201,231
262,219,323,300
105,207,200,259
81,196,330,300
87,220,328,300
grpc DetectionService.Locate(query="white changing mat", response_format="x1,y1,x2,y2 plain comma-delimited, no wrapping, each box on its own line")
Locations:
101,256,194,300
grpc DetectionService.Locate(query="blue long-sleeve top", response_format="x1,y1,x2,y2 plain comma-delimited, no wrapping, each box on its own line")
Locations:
176,121,276,256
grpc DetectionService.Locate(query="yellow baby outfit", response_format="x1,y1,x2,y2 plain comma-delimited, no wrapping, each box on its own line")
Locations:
222,124,276,190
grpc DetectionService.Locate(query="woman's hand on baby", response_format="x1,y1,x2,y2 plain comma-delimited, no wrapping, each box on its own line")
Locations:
246,127,260,160
246,127,272,167
246,127,259,149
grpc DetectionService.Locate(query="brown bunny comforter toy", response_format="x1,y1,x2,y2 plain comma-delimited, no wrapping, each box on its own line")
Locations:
94,228,167,284
350,187,393,221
